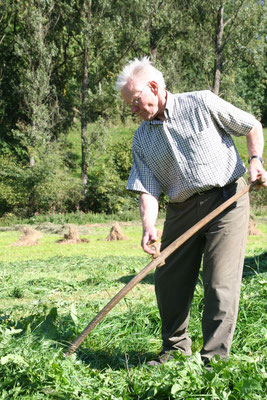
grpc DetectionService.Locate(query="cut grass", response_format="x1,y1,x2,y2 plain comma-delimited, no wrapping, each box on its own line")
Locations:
0,224,147,262
0,220,266,262
0,221,266,399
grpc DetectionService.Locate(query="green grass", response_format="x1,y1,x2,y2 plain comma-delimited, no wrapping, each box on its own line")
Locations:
0,224,146,262
0,221,266,399
0,221,266,263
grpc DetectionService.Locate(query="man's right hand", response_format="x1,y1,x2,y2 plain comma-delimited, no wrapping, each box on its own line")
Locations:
141,227,159,255
139,192,160,255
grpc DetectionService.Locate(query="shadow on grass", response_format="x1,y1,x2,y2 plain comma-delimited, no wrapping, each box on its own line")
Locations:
118,251,267,286
243,251,267,277
118,272,154,285
75,347,152,370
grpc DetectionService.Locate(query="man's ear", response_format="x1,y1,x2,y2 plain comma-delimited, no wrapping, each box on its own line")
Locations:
149,81,158,95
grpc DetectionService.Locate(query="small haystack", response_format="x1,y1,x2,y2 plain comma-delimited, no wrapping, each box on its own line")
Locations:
105,223,128,241
11,226,43,246
248,218,262,236
57,225,89,244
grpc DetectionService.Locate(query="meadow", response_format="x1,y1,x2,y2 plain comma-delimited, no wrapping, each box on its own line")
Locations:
0,218,266,399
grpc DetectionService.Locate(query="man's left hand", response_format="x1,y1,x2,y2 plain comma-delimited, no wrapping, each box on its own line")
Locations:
248,158,267,187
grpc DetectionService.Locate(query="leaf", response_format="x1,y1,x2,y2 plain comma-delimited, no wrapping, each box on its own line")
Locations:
239,355,257,363
171,383,182,396
4,328,23,336
260,327,267,339
1,354,28,366
41,307,59,339
235,378,262,394
70,304,78,325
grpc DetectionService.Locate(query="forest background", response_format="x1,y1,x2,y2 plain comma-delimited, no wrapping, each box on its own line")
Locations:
0,0,266,221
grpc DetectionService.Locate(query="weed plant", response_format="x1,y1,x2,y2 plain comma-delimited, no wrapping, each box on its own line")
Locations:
0,227,266,399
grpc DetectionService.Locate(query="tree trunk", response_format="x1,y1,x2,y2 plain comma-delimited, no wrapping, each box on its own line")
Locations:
81,43,89,196
80,2,91,197
213,4,224,95
29,155,35,168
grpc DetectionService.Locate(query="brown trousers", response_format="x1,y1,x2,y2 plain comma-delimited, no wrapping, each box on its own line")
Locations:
154,177,249,361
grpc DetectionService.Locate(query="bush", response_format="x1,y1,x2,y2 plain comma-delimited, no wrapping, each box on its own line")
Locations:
30,166,82,214
0,156,30,216
249,189,267,216
0,149,82,217
86,161,138,215
111,138,133,181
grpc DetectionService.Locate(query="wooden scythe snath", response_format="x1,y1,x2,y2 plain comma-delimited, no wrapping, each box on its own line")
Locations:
64,179,264,356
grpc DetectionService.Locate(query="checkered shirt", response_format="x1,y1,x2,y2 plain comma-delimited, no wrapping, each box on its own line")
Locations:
127,90,256,202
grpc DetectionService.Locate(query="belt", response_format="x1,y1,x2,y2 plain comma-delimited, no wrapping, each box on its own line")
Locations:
193,179,238,199
170,179,241,204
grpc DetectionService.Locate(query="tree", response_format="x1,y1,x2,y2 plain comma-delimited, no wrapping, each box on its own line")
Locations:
170,0,266,97
0,0,24,157
57,0,155,196
11,0,59,167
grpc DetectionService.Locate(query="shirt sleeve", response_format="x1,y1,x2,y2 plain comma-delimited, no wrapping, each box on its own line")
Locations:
126,135,162,198
203,90,257,137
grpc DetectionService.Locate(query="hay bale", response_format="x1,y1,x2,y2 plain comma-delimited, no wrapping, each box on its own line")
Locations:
11,226,43,246
57,225,89,244
248,218,262,236
105,223,128,241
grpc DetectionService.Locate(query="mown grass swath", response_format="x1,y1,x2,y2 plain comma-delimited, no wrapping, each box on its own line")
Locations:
0,221,266,399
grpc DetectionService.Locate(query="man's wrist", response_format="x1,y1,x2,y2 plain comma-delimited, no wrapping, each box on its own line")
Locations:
248,155,264,164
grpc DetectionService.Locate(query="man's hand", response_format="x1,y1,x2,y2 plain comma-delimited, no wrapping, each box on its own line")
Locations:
246,121,266,187
139,192,159,255
248,158,267,187
141,226,159,255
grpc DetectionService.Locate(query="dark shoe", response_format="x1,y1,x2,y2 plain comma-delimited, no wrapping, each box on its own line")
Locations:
147,350,175,366
202,357,213,372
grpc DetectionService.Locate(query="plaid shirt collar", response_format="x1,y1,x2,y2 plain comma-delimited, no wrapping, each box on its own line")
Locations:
165,91,175,119
150,91,175,124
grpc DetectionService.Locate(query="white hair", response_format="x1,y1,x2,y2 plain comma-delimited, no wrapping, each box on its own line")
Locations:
115,56,166,91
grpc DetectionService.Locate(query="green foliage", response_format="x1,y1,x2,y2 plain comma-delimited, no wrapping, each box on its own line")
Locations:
249,189,267,216
29,152,82,214
0,0,266,218
9,0,60,165
1,0,266,151
86,160,138,215
221,36,267,121
0,148,82,217
0,209,143,228
111,137,133,181
0,156,30,215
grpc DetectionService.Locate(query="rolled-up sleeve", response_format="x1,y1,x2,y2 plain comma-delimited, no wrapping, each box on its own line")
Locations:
127,137,162,198
203,90,257,137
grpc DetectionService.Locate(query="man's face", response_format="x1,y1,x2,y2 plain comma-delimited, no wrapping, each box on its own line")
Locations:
121,79,160,121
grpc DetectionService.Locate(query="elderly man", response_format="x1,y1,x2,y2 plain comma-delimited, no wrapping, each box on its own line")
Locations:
115,57,266,366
